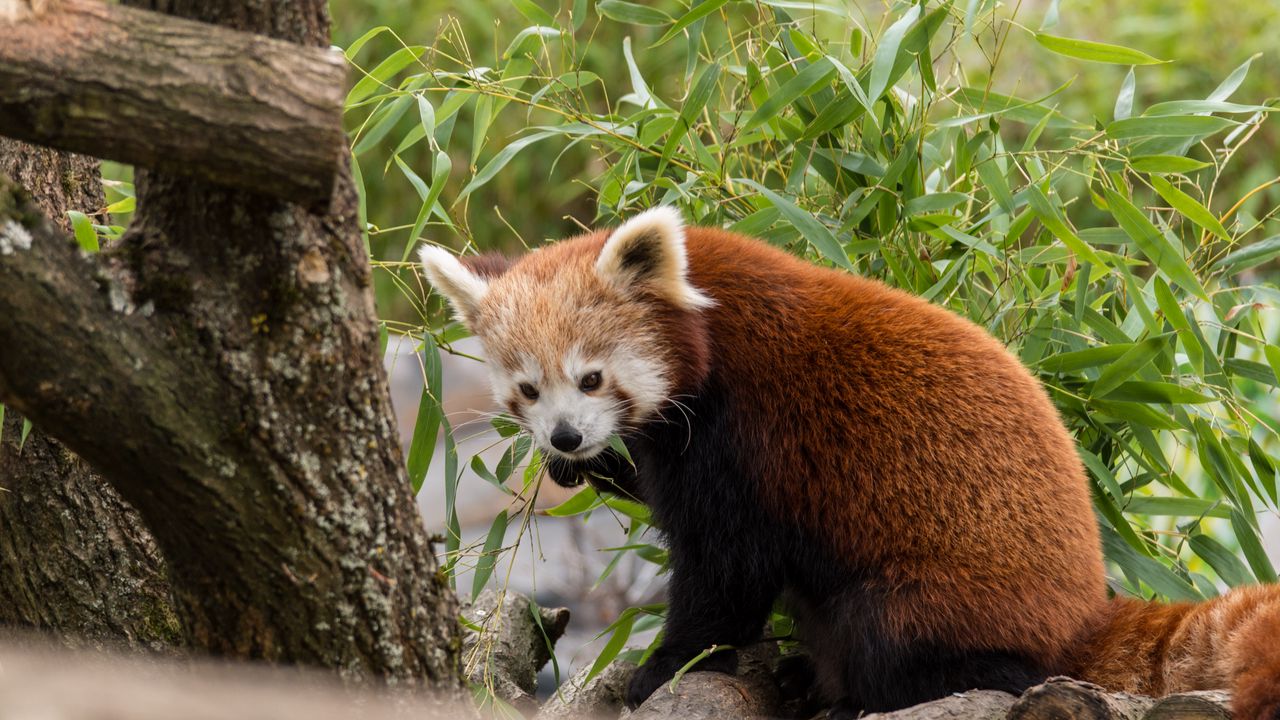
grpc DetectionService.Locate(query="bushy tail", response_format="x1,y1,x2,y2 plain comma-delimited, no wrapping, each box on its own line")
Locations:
1072,584,1280,720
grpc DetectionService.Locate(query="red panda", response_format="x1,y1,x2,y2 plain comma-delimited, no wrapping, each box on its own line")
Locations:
420,207,1280,719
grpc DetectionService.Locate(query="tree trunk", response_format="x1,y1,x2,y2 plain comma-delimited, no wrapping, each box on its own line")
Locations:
0,0,463,693
0,138,181,650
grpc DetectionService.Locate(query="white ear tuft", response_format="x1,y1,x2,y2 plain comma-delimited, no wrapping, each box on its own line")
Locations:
595,206,713,310
419,244,489,327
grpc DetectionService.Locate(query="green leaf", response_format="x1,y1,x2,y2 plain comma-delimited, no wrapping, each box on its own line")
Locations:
622,36,660,108
1266,345,1280,386
1107,116,1237,139
1103,188,1208,301
658,62,721,175
1101,527,1202,600
1027,186,1105,266
1189,533,1255,587
1040,344,1133,373
511,0,557,26
1129,155,1212,174
1209,54,1257,102
66,210,99,252
1124,496,1229,519
608,433,635,466
19,417,32,451
1213,235,1280,275
472,510,509,597
653,0,728,46
1034,33,1165,65
1145,100,1274,116
951,87,1081,128
1091,336,1165,398
541,487,605,517
1104,381,1213,404
737,179,852,271
1232,509,1277,583
743,58,836,131
504,25,561,59
458,131,557,199
867,4,922,102
401,150,452,261
406,338,444,493
597,0,671,26
346,45,426,107
587,609,637,681
343,26,390,60
1114,67,1135,121
1149,176,1229,241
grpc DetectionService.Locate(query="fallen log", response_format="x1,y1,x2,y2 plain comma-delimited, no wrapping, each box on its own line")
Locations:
0,0,346,205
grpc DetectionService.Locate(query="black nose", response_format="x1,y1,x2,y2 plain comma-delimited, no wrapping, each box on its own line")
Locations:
550,422,583,452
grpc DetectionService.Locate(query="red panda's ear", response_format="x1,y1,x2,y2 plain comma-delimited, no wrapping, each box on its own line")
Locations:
419,245,489,327
596,206,713,310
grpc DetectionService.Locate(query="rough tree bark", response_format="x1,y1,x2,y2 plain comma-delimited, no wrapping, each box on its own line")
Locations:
0,0,462,692
0,0,346,205
0,138,181,650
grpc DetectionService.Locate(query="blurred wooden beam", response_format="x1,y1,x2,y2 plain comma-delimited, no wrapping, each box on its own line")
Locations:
0,0,346,206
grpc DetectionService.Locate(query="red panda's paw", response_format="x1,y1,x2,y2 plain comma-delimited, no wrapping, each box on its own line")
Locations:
774,652,816,701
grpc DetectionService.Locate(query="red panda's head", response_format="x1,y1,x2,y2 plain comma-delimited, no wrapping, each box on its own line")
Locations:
420,207,712,461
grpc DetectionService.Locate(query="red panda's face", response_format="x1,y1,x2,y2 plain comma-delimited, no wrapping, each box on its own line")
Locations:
420,207,712,461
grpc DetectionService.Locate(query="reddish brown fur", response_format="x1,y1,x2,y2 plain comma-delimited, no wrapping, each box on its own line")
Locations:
1077,588,1280,718
670,229,1103,664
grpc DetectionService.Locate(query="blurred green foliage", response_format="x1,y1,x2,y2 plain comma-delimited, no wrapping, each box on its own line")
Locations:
333,0,1279,322
335,0,1280,689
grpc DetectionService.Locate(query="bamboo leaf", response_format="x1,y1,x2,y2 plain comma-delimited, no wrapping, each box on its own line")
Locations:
1149,176,1229,241
472,510,509,597
1034,33,1164,65
737,179,853,271
1103,188,1208,301
1091,336,1165,398
653,0,729,47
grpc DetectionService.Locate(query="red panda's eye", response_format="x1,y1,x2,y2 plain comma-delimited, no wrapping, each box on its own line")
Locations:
579,371,602,392
518,383,539,401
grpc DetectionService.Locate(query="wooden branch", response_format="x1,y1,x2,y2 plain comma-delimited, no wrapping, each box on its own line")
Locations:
461,590,571,713
1145,691,1233,720
1009,678,1157,720
0,0,346,205
630,643,782,719
862,690,1017,719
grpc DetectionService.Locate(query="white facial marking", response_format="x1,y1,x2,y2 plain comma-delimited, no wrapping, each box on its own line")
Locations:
485,343,671,461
